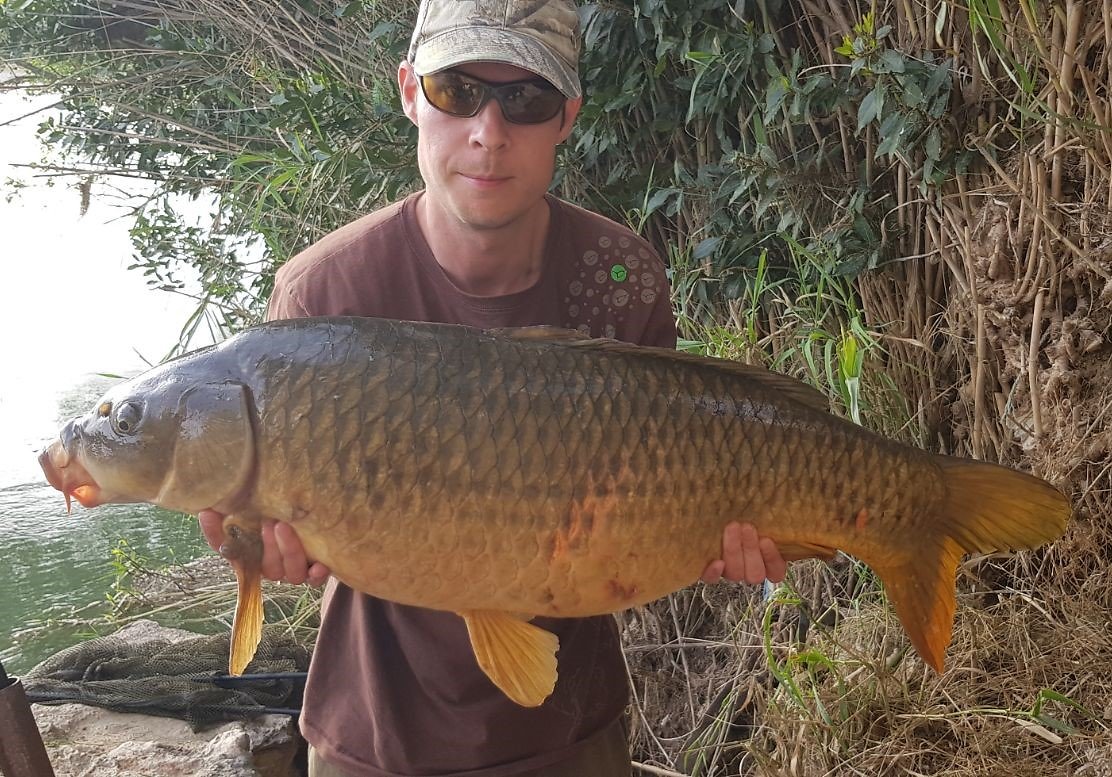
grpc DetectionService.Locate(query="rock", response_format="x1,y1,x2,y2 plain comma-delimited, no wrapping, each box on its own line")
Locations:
29,620,302,777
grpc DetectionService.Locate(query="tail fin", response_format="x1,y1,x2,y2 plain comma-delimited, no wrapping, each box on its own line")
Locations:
873,457,1070,672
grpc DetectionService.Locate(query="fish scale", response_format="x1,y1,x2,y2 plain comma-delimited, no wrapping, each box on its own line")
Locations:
38,316,1070,706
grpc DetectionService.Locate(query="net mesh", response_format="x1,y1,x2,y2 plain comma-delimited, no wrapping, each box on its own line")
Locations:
22,627,310,730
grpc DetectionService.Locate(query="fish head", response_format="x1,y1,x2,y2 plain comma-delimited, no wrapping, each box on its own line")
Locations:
39,367,256,515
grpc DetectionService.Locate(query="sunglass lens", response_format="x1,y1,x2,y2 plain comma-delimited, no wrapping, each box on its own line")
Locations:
499,82,566,124
422,73,483,116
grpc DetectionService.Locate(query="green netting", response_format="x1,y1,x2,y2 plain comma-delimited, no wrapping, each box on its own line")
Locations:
22,627,310,730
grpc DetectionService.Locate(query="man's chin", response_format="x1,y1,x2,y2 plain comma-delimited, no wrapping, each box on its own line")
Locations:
452,196,546,232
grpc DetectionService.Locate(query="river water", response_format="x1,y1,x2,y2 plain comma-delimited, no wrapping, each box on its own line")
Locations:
0,89,214,673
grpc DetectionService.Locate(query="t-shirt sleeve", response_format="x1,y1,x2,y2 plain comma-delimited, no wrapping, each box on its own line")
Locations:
265,266,312,322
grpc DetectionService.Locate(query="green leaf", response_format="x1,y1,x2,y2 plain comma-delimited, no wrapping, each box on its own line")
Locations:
644,187,678,216
693,236,723,260
878,49,905,73
901,79,924,107
929,88,951,118
876,113,905,157
685,50,716,64
926,59,952,97
368,21,396,41
925,127,942,160
857,84,884,131
922,156,936,186
1033,714,1076,735
764,77,790,122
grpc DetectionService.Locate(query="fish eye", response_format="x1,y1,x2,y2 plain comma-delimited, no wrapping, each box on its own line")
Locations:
112,401,144,435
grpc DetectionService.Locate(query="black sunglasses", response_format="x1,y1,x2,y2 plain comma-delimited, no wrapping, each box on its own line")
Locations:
418,70,567,125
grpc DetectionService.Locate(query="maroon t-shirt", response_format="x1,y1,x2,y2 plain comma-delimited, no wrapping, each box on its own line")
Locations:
268,192,676,776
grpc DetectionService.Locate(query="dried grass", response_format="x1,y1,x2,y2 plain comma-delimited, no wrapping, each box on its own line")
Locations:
624,520,1112,775
625,0,1112,772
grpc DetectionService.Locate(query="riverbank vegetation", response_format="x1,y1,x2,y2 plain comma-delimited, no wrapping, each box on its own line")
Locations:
3,0,1110,773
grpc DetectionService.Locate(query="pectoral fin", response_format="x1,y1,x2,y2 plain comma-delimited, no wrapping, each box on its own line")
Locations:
220,519,264,676
459,610,559,707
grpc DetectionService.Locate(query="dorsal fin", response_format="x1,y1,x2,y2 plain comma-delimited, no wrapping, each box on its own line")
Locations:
486,326,831,413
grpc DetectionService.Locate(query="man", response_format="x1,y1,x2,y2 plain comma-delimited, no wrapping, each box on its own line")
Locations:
200,1,787,774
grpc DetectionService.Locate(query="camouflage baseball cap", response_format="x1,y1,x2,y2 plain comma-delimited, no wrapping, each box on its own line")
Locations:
408,0,582,99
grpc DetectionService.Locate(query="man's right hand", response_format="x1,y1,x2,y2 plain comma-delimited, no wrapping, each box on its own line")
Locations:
198,510,331,586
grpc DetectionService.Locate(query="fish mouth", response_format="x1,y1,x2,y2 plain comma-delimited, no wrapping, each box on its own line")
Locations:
38,441,104,510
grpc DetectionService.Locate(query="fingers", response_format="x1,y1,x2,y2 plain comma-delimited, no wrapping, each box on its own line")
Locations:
709,521,788,586
306,562,331,588
197,510,225,553
260,521,285,582
273,522,309,585
716,521,752,584
734,523,767,586
205,512,328,586
760,536,788,584
700,559,725,584
260,521,331,586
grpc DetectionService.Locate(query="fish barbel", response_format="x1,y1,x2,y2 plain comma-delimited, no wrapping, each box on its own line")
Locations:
38,317,1070,706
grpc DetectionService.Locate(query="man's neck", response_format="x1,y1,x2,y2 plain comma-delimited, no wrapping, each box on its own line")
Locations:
416,194,551,297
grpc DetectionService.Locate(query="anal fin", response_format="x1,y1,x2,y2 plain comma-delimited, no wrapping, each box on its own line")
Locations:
871,536,964,672
459,610,559,707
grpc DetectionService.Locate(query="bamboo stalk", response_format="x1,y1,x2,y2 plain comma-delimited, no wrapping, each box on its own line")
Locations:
981,150,1085,262
1105,0,1112,103
1082,154,1091,254
899,0,922,46
1028,288,1046,440
897,160,907,250
1018,154,1044,301
1078,66,1112,162
1060,1,1084,99
972,291,986,459
1050,0,1083,203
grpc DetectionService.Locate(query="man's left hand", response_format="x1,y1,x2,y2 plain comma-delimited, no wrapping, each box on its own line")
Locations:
701,522,787,585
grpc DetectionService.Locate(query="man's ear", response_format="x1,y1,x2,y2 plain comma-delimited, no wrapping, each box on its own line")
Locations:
558,96,583,142
398,60,420,126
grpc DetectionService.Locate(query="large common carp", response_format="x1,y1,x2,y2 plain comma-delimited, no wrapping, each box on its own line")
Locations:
38,317,1069,706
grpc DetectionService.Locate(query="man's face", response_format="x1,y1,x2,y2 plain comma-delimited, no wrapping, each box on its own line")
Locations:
398,60,582,232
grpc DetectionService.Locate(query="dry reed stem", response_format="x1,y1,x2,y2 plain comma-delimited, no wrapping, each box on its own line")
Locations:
627,1,1112,774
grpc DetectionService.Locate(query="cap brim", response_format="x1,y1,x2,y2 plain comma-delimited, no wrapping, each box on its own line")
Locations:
412,28,581,99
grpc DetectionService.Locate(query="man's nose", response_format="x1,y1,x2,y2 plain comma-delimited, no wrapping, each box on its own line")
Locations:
469,98,510,150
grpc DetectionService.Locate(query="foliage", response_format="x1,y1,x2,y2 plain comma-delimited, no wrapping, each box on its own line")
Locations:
2,0,420,338
2,0,967,343
566,0,962,326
